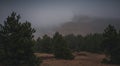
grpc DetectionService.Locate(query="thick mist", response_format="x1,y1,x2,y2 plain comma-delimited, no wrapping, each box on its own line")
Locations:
0,0,120,38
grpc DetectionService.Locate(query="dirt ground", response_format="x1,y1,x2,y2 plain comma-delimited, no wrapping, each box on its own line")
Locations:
35,52,120,66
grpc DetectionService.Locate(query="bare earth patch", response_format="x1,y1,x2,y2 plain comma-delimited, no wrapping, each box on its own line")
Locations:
35,52,119,66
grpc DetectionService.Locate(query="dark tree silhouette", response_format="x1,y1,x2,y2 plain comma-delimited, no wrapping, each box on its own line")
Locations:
0,12,41,66
34,37,42,52
83,33,103,53
64,33,103,53
102,24,120,64
52,32,74,60
40,34,52,53
64,34,80,51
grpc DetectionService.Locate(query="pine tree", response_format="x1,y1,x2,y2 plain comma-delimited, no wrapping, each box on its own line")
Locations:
40,34,52,53
52,32,74,60
0,12,41,66
34,37,42,52
102,24,120,64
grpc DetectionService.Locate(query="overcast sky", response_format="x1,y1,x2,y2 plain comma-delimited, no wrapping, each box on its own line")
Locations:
0,0,120,37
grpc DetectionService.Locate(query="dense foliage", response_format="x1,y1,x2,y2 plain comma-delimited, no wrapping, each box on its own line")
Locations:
0,12,41,66
35,35,52,53
102,25,120,64
52,32,74,60
64,33,103,53
36,33,104,53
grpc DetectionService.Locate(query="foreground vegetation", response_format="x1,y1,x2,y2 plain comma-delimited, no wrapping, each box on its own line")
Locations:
0,12,41,66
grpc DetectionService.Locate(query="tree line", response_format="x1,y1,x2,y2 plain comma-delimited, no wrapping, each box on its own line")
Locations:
0,12,120,66
35,33,103,53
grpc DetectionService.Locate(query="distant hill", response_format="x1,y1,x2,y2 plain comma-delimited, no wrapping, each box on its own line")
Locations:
57,17,120,36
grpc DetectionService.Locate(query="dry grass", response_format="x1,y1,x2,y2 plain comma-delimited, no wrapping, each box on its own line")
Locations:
35,52,120,66
35,53,54,60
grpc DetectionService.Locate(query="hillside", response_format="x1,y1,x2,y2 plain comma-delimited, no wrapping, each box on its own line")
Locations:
57,17,120,35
